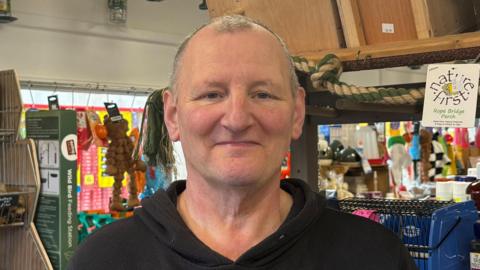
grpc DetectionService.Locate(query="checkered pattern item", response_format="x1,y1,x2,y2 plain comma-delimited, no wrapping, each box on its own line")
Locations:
428,140,450,181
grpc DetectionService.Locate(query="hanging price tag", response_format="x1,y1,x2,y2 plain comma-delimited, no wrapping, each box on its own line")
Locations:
48,95,60,110
422,64,480,128
104,102,122,122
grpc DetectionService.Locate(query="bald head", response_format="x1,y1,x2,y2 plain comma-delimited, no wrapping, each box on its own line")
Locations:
169,15,299,96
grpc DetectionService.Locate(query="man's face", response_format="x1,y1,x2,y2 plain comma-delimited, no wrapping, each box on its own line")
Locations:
164,27,305,188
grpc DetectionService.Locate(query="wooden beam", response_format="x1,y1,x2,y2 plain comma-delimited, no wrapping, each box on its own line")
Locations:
290,117,318,191
336,0,366,47
335,99,421,114
341,46,480,71
298,31,480,62
410,0,431,39
310,109,422,125
305,105,339,118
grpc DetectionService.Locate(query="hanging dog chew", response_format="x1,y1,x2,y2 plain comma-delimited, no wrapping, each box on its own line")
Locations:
103,103,146,211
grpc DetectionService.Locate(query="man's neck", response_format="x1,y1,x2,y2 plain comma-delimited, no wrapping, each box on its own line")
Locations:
176,178,293,261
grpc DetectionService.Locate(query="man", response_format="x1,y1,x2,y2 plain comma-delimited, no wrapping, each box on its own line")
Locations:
69,15,417,269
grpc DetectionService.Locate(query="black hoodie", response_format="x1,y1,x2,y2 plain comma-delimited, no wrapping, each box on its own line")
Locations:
69,179,417,270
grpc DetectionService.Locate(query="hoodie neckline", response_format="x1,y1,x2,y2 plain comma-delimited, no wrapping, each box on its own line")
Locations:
136,179,325,268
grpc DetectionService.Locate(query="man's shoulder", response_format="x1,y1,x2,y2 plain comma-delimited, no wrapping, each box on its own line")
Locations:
319,206,401,243
83,214,145,244
68,215,148,269
308,206,417,269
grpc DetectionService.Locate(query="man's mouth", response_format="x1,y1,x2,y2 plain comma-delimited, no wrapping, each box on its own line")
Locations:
215,141,259,147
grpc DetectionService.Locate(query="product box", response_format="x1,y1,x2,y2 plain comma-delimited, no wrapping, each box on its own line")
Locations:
26,110,77,270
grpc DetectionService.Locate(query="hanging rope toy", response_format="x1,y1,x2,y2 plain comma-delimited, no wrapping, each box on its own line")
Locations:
292,54,425,105
140,89,176,178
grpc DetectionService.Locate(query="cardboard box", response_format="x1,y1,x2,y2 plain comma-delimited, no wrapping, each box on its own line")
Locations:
26,110,77,270
206,0,345,54
337,0,478,47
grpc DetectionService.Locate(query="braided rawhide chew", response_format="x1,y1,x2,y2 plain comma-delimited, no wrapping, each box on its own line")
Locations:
292,54,425,105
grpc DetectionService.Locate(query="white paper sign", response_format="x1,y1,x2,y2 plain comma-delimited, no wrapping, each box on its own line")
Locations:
422,64,480,127
382,23,395,33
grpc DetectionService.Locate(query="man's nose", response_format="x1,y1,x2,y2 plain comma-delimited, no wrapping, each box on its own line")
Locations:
221,92,253,132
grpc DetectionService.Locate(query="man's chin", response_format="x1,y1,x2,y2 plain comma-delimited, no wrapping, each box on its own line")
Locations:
206,171,274,189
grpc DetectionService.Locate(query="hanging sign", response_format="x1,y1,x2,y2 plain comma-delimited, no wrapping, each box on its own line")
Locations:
104,102,122,122
422,64,480,128
48,95,60,110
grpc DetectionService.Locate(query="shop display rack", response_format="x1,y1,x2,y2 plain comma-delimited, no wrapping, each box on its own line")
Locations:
291,32,480,191
0,69,52,269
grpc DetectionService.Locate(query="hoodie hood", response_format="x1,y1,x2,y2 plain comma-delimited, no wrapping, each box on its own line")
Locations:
135,179,325,268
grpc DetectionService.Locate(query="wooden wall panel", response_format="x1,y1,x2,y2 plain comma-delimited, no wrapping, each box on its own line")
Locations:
206,0,345,54
357,0,418,45
337,0,479,47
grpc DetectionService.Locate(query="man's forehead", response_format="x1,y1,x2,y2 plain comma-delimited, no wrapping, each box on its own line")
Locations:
186,24,280,53
172,22,293,96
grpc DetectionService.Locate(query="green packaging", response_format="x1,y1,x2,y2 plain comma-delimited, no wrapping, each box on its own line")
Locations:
26,110,77,270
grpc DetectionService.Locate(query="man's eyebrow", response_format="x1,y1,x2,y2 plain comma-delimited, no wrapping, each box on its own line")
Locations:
196,79,280,89
249,80,279,89
198,80,228,89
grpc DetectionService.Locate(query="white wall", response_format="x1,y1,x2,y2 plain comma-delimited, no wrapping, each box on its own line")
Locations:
0,0,209,88
341,66,427,87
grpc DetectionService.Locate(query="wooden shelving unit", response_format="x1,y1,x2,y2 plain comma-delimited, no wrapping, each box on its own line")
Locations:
0,69,52,270
291,31,480,191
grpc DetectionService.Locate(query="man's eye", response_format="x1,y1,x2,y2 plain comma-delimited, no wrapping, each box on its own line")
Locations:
254,92,273,99
202,92,223,99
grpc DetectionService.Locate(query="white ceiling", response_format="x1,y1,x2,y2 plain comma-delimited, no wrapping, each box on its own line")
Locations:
13,0,209,36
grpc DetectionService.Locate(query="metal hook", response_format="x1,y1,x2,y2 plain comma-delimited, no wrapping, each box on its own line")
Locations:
130,87,137,110
86,87,92,110
28,81,35,108
71,87,74,110
53,81,58,95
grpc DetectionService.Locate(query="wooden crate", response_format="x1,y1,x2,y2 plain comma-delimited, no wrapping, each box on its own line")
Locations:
206,0,345,55
337,0,478,47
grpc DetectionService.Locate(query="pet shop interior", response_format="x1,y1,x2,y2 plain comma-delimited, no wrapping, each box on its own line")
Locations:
2,0,480,269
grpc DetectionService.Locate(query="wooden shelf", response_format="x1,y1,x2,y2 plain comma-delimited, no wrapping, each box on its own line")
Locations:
0,222,25,228
298,31,480,71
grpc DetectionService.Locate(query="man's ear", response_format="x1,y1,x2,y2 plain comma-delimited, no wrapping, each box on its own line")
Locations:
291,87,305,140
163,90,180,141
